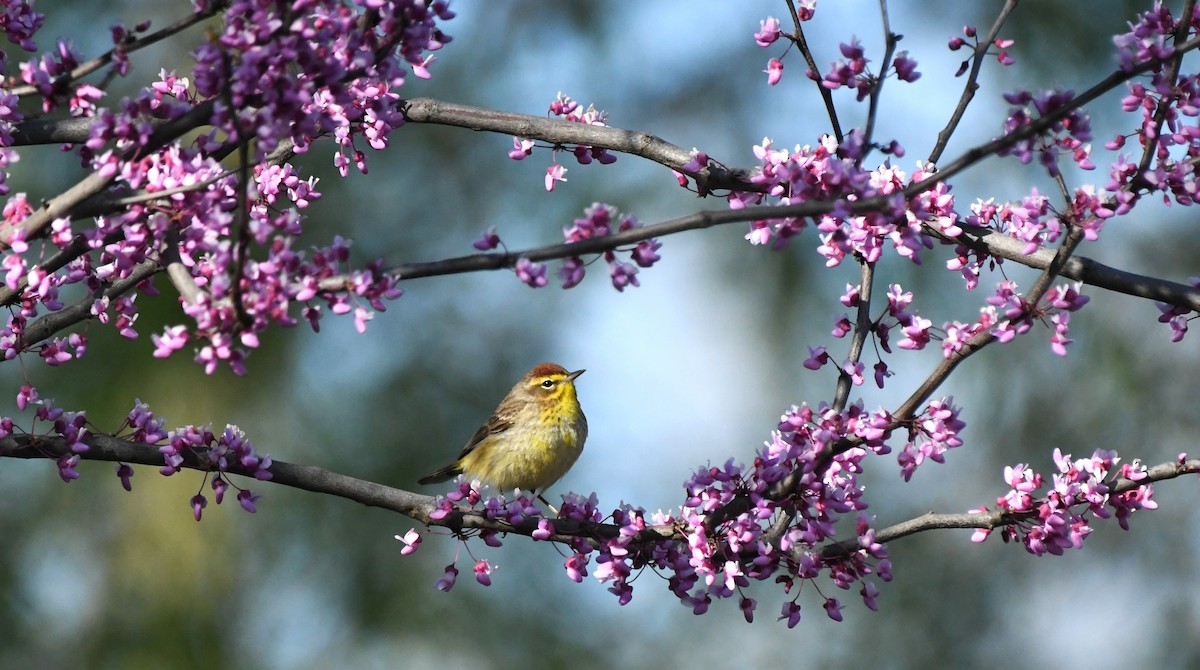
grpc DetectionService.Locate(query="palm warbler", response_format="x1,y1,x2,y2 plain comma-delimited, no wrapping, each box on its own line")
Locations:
417,363,587,494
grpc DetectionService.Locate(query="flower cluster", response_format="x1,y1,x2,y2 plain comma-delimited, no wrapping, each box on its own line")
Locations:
1155,277,1200,341
1,390,268,516
852,275,1091,363
0,1,43,59
753,8,813,87
1106,6,1200,211
0,2,451,521
818,38,920,99
11,385,88,482
0,1,449,381
896,398,965,482
190,0,453,164
560,203,661,291
142,400,271,520
410,400,898,626
1112,2,1178,72
971,448,1158,555
473,203,662,291
947,25,1016,77
732,136,952,262
998,89,1094,177
508,92,617,191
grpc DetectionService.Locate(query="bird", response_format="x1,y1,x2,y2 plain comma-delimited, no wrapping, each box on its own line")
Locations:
418,363,587,500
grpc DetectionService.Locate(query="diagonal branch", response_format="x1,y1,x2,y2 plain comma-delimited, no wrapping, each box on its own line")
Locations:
784,0,844,143
890,224,1086,424
5,2,229,99
928,0,1019,166
18,260,159,348
1,100,216,250
398,97,754,193
832,260,876,412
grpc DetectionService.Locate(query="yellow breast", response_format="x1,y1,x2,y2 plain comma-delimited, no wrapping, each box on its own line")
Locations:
460,411,587,492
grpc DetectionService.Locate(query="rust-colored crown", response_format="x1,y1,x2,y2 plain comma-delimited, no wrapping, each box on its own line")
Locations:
527,362,569,378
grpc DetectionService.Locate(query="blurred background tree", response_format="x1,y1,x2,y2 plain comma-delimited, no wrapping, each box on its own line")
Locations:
2,1,1199,668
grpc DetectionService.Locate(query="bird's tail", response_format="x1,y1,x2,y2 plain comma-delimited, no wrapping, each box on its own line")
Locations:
417,464,462,485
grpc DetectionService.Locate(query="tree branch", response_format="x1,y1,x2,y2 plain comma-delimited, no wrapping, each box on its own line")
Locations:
860,0,898,160
18,260,159,348
823,457,1200,559
10,28,1200,355
314,200,1200,315
1,100,216,250
928,0,1019,166
833,260,875,412
397,97,754,193
2,433,1192,560
784,1,844,143
5,2,228,99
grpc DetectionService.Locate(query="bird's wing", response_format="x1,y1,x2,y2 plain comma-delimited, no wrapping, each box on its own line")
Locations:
459,413,513,457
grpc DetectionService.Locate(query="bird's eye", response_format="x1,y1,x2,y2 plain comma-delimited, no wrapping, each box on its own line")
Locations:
540,379,555,389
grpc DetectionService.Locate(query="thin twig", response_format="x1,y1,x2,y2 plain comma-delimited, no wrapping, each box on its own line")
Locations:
860,0,898,162
889,224,1086,424
832,260,876,412
6,2,228,98
928,0,1020,166
1134,0,1197,177
784,0,844,143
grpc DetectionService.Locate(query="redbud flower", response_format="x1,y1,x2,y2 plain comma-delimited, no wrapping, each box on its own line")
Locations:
396,529,422,555
474,559,494,586
515,258,548,288
765,58,784,86
435,564,459,592
545,162,567,191
190,494,207,521
754,17,781,47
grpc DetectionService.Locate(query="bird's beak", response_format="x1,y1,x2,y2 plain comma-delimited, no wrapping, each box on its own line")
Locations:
566,369,585,382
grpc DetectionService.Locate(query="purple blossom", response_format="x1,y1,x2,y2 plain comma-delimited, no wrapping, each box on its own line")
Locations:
893,51,920,82
803,345,829,370
393,530,422,557
472,226,501,251
237,489,260,513
473,559,494,586
190,493,207,521
545,162,567,191
116,463,134,491
57,454,79,482
754,17,781,47
631,239,662,267
559,256,586,289
508,137,535,160
765,58,784,86
435,564,459,592
514,257,548,288
609,261,639,292
780,601,802,628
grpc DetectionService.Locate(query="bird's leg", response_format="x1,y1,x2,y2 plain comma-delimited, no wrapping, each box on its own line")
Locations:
535,490,560,516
